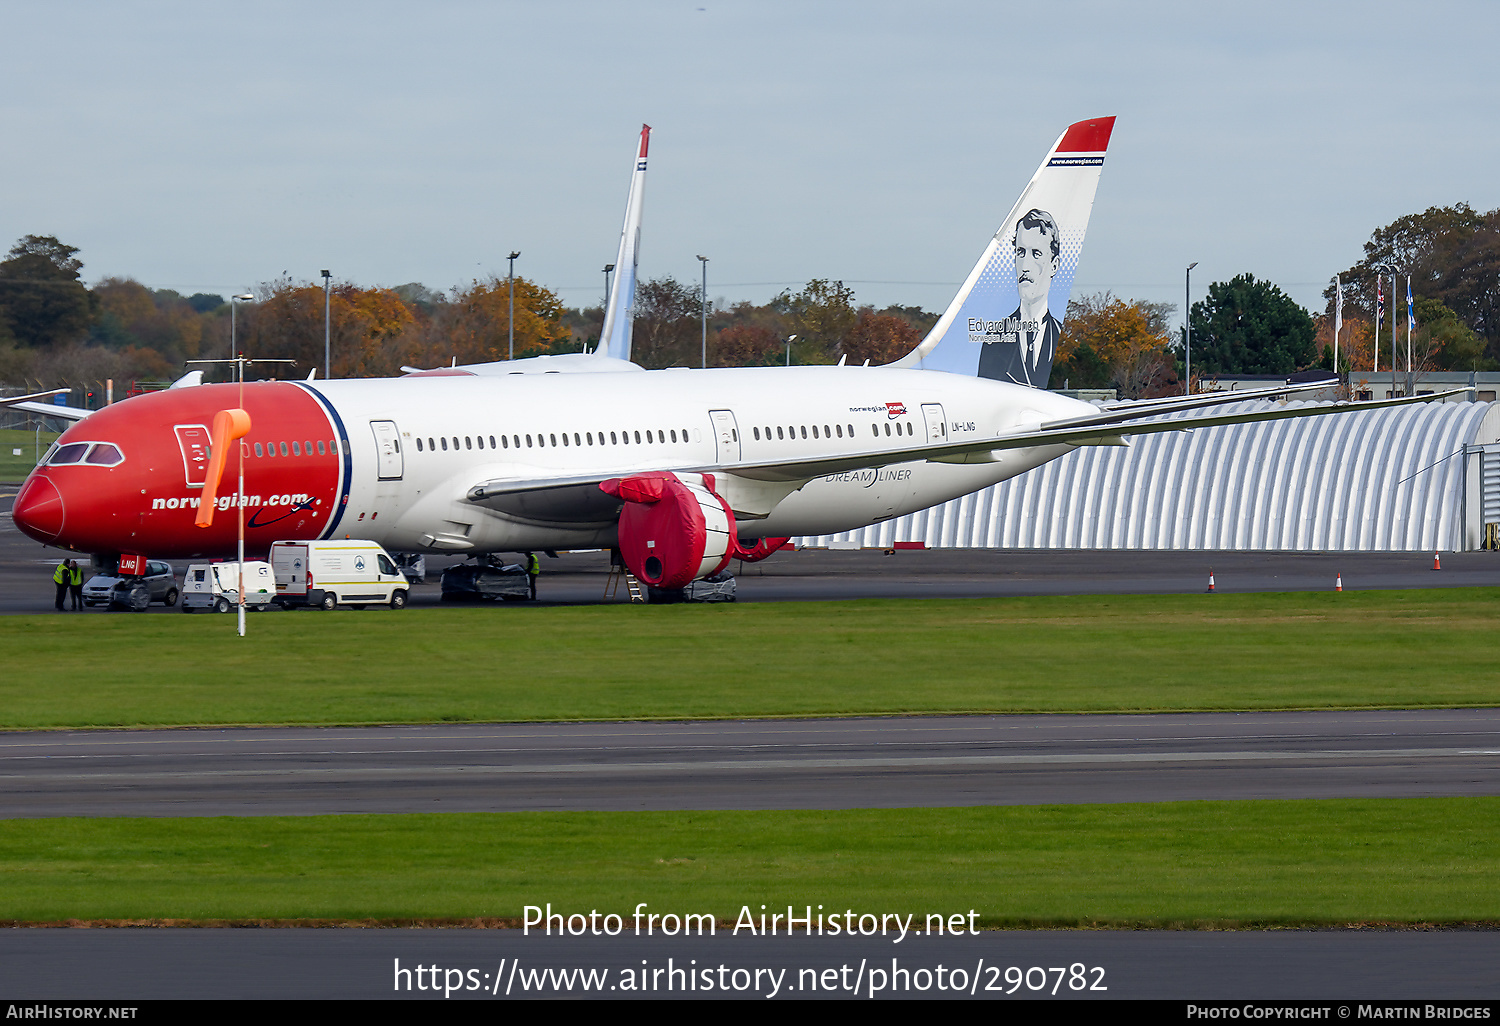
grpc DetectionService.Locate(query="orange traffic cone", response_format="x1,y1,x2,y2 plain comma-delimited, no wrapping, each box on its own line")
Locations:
1336,573,1343,592
1207,569,1215,593
1433,551,1441,571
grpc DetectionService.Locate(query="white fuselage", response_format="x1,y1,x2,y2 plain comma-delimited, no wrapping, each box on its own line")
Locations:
312,364,1092,554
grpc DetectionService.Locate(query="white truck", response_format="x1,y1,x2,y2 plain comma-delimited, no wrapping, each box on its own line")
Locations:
270,540,410,610
181,561,278,613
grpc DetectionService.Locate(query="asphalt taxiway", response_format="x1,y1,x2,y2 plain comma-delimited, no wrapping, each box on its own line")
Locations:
3,710,1497,818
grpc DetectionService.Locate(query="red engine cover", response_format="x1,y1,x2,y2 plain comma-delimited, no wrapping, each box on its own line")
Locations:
602,472,735,589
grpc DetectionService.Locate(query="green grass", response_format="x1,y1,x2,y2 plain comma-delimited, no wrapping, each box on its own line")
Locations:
2,800,1496,926
0,427,59,482
1,590,1499,729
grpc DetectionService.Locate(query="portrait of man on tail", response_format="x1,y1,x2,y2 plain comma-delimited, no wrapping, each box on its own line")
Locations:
978,207,1062,387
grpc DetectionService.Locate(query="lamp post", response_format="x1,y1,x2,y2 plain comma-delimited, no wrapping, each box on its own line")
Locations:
785,334,797,367
321,270,331,380
507,251,521,360
696,255,708,368
230,293,254,639
602,263,615,308
1184,261,1198,395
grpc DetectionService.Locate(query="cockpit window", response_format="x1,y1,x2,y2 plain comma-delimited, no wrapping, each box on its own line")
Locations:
46,443,90,466
84,443,124,466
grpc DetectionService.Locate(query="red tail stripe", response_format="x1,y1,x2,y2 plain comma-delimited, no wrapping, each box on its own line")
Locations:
1056,116,1115,153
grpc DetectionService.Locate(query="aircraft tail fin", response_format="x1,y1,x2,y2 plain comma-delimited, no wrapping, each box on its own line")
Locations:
891,117,1115,388
595,124,651,362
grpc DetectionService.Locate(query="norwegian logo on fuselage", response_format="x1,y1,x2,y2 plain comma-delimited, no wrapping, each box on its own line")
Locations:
886,402,908,419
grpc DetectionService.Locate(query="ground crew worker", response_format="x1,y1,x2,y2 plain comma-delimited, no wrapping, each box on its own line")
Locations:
526,551,540,600
53,560,70,611
68,560,84,610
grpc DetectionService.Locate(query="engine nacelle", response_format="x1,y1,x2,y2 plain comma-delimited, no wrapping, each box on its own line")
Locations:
601,472,736,589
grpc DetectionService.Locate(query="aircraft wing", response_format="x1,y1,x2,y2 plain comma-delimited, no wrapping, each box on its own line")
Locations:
465,390,1460,511
0,390,90,422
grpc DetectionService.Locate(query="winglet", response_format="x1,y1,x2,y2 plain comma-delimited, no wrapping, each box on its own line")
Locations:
194,408,252,529
596,124,652,362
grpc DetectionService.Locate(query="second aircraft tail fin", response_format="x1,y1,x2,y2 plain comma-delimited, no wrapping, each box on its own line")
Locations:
595,124,651,362
891,117,1115,388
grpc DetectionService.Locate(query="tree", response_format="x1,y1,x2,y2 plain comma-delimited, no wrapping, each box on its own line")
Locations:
0,235,94,348
1327,204,1500,358
773,279,856,364
712,323,782,366
631,276,702,368
1189,274,1316,375
436,276,569,368
1054,292,1176,398
842,309,922,366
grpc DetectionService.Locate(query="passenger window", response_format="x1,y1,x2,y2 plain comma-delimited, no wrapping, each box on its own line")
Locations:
428,438,435,451
611,432,618,444
824,424,831,437
732,429,738,441
441,437,448,451
476,436,484,449
884,423,892,436
255,442,264,457
574,433,581,446
292,442,301,456
634,431,641,443
490,436,496,448
811,425,818,439
526,435,533,447
872,424,878,436
465,437,472,449
561,433,569,447
318,440,327,455
586,432,593,445
847,424,854,436
513,436,520,448
416,438,423,452
550,433,557,447
753,427,760,440
280,442,289,456
501,435,509,449
835,425,842,438
800,426,807,439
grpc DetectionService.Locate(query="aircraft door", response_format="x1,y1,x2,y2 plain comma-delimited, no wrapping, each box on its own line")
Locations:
173,425,212,487
921,404,947,445
709,410,741,463
370,420,403,480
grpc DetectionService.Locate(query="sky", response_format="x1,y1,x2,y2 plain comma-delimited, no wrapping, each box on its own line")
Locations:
2,0,1497,325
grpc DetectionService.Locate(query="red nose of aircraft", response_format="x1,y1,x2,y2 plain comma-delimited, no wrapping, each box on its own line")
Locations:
13,382,348,559
12,473,65,543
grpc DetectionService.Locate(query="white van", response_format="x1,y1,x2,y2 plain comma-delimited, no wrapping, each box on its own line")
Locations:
181,561,278,613
270,540,410,610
